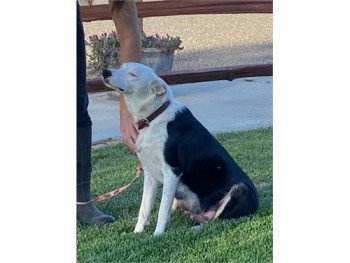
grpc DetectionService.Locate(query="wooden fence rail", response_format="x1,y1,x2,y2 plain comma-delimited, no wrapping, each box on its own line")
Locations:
81,0,273,93
87,64,272,93
80,0,273,21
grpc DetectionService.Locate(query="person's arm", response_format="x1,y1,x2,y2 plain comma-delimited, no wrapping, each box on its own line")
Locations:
109,0,142,153
109,0,141,63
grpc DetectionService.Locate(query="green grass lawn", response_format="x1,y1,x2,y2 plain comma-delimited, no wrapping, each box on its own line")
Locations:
77,127,272,263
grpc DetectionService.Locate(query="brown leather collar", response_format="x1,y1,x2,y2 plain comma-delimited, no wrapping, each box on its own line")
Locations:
137,100,171,130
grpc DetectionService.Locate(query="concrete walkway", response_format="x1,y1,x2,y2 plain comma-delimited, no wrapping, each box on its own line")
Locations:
88,76,272,145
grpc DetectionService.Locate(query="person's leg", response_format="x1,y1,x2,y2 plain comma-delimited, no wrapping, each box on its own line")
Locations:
77,126,115,224
76,2,114,224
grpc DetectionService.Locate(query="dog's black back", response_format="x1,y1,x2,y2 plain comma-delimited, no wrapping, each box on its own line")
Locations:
164,107,258,219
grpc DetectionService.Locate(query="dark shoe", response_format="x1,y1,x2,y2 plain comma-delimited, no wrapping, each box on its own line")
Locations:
77,200,115,225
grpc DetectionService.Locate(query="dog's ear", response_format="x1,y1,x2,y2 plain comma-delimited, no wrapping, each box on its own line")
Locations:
149,79,167,96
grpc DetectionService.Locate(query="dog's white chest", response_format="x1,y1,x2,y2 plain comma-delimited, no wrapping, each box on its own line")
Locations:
136,125,169,183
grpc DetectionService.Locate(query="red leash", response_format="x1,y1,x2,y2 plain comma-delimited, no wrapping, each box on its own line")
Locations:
77,164,143,205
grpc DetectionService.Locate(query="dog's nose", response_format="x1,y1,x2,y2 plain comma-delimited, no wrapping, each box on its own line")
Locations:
102,69,112,79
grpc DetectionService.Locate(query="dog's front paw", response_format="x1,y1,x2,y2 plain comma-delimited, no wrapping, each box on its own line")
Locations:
153,226,166,236
153,230,164,237
134,227,144,233
134,223,146,233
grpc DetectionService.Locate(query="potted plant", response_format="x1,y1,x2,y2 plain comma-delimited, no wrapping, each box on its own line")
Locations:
86,31,183,77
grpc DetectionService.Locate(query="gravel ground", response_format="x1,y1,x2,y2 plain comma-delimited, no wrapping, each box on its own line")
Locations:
82,2,272,74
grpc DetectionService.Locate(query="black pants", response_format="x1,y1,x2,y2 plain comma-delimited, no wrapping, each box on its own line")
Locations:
77,2,92,197
77,2,92,128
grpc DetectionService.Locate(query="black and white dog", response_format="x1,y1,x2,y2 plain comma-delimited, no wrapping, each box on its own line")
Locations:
103,63,258,236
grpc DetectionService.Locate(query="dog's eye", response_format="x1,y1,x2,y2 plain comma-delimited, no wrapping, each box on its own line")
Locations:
129,72,137,77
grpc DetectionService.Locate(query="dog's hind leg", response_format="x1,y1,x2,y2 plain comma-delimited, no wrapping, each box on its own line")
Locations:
153,166,180,236
217,183,258,219
134,171,159,233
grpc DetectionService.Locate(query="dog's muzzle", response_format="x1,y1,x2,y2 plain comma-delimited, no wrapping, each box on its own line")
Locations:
102,69,125,92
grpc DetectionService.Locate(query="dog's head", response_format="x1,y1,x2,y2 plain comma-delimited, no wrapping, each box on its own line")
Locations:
102,63,172,119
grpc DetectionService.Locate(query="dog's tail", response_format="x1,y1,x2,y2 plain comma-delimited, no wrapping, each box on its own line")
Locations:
214,183,258,220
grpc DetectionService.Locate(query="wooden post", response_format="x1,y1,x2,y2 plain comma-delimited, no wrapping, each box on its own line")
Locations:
139,0,143,32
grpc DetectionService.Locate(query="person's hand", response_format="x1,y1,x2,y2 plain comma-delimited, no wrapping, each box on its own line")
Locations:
119,95,139,153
